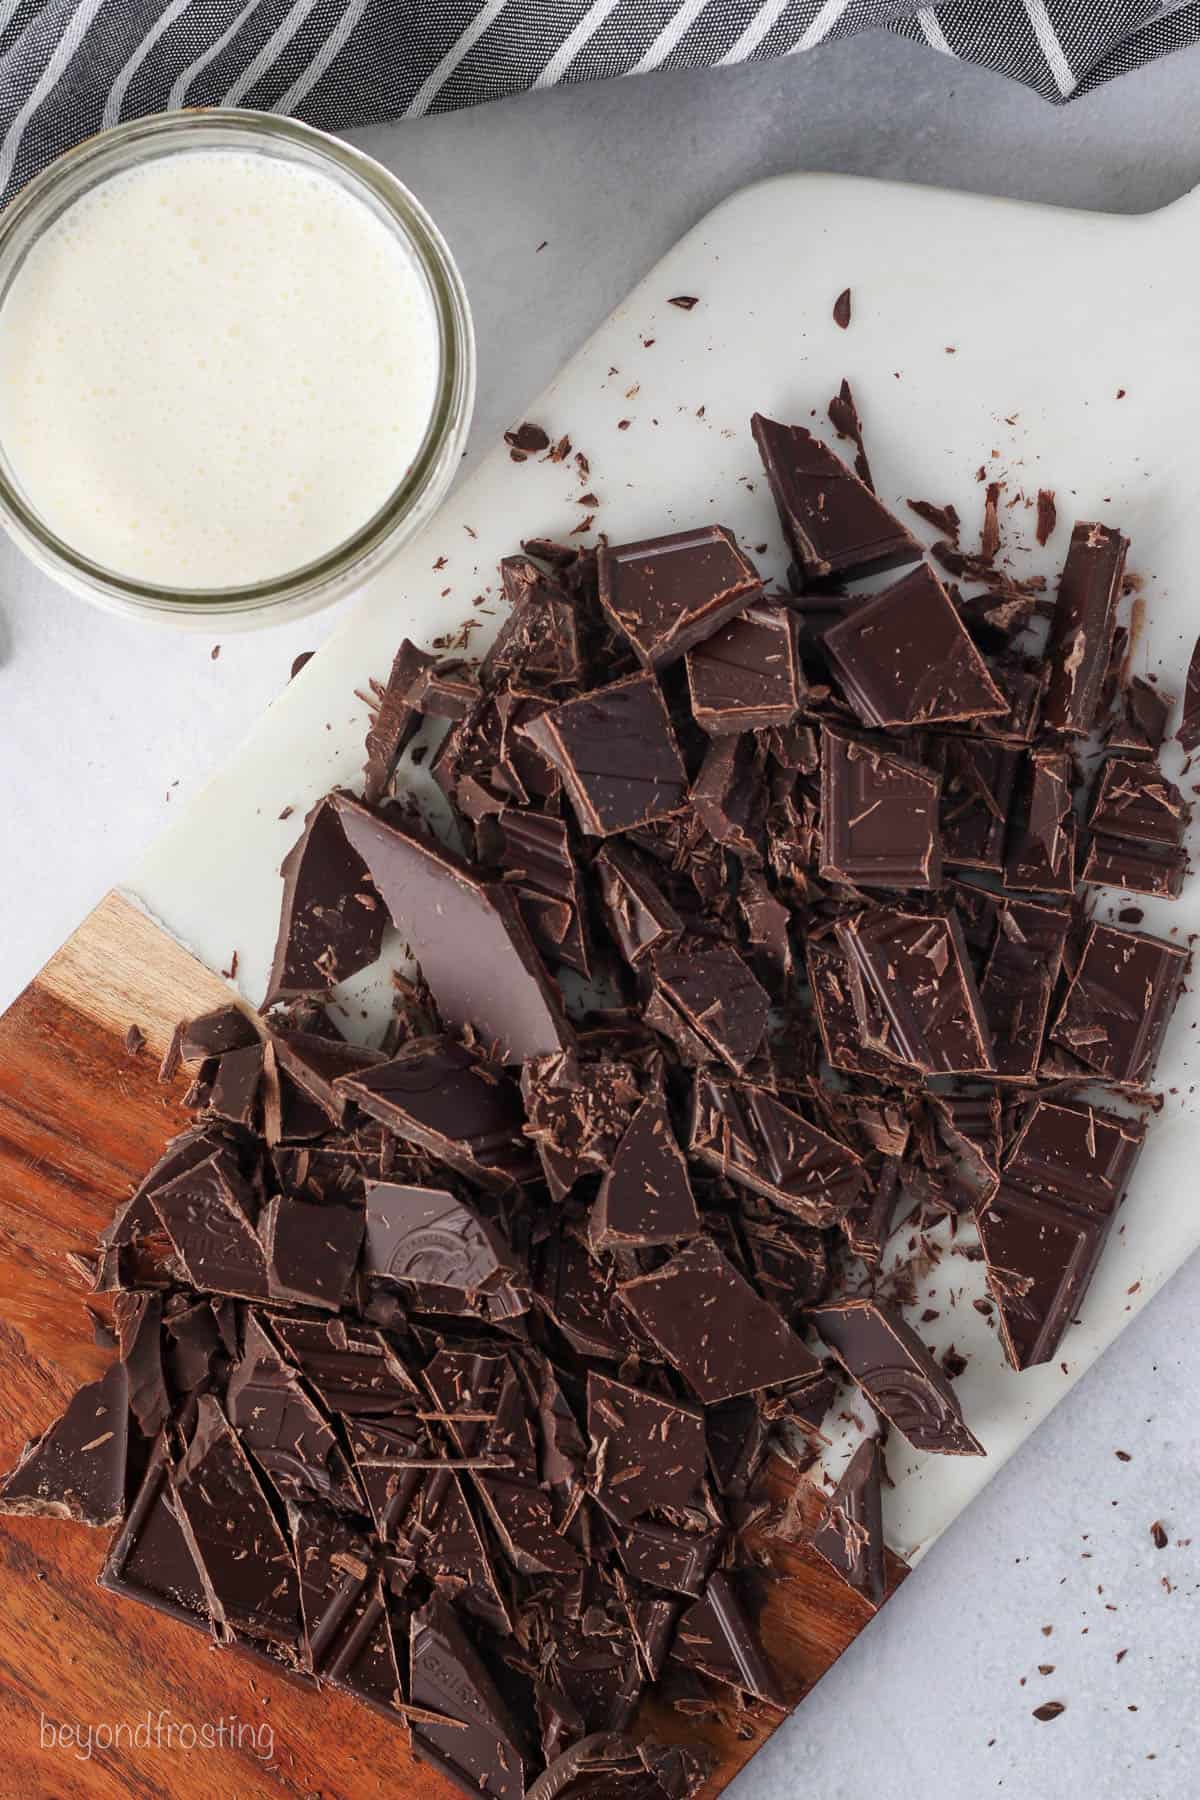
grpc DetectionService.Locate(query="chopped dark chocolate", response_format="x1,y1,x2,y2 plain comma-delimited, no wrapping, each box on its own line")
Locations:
671,1570,785,1707
930,737,1019,875
410,1592,527,1799
264,796,386,1007
685,601,803,734
647,938,769,1074
1087,755,1190,849
809,1437,886,1606
598,525,761,669
1051,920,1186,1085
824,563,1007,729
479,807,592,977
587,1371,706,1524
0,1361,131,1527
751,412,921,582
978,897,1071,1081
226,1313,363,1511
1042,522,1128,735
362,638,436,803
1179,633,1200,754
594,841,683,967
362,1179,528,1319
618,1237,822,1403
819,725,941,888
335,796,571,1061
835,907,993,1075
589,1093,700,1251
1005,749,1077,897
482,555,583,693
809,1299,984,1456
180,1005,259,1064
519,673,688,837
1111,676,1171,757
689,1076,865,1226
149,1152,271,1299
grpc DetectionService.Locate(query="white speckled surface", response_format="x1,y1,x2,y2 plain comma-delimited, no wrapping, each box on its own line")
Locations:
4,32,1200,1797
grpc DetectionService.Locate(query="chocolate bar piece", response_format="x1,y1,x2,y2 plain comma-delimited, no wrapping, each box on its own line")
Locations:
932,737,1020,874
587,1371,706,1524
478,808,592,976
0,1361,131,1528
593,841,683,967
671,1569,785,1707
1110,676,1170,757
480,555,583,692
647,938,769,1074
977,1098,1146,1370
824,564,1008,729
685,600,803,733
362,1180,528,1318
362,638,436,803
808,1299,984,1456
411,1593,527,1798
1052,920,1186,1084
819,725,942,888
588,1093,700,1251
809,1437,886,1606
99,1439,210,1631
1080,835,1187,900
751,412,921,582
689,1075,865,1226
226,1314,362,1511
518,672,688,836
835,908,994,1075
264,796,386,1007
1042,522,1128,734
978,897,1072,1082
598,525,761,668
1087,755,1190,848
1180,634,1200,753
522,1050,640,1200
335,796,571,1062
260,1191,364,1311
806,938,920,1081
1005,749,1077,897
149,1152,271,1299
618,1237,822,1403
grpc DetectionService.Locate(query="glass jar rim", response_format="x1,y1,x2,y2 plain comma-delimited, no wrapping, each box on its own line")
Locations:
0,110,475,621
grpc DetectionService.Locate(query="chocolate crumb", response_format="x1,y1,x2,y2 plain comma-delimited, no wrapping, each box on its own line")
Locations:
832,288,852,330
668,295,699,310
1151,1520,1168,1549
1032,1702,1065,1722
1036,490,1056,546
123,1024,146,1057
290,651,314,681
504,423,550,455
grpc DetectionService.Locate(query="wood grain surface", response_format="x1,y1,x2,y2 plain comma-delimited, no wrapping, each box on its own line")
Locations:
0,892,902,1800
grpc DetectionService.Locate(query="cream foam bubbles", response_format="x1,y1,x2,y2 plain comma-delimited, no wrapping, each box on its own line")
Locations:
0,147,442,590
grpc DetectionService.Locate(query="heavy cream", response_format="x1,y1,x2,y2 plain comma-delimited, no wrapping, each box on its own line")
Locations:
0,148,441,589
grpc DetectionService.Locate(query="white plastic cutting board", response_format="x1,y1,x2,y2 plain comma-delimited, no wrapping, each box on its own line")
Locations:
128,173,1200,1563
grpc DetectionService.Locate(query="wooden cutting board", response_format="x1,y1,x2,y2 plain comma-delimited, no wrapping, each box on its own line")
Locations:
2,169,1199,1797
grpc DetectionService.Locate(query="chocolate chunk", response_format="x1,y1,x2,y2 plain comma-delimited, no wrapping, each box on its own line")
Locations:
334,796,571,1061
362,1180,528,1318
519,673,688,837
115,1290,170,1438
149,1152,271,1299
207,1041,263,1125
1051,920,1186,1084
410,1593,527,1800
1042,522,1129,735
1081,835,1187,899
1179,634,1200,753
832,287,852,330
618,1520,720,1597
810,1300,983,1455
671,1570,785,1706
589,1092,700,1251
1111,676,1171,756
180,1006,259,1064
535,1228,642,1361
272,1318,419,1417
1088,755,1190,848
479,807,592,976
594,841,683,967
1005,749,1077,897
978,898,1072,1081
0,1361,131,1528
738,873,793,986
363,638,437,803
809,1437,886,1606
597,525,761,669
691,732,766,862
835,908,993,1074
99,1439,210,1630
270,1029,386,1124
587,1371,706,1524
647,938,769,1074
685,601,803,733
824,563,1007,729
408,1466,511,1629
807,938,918,1081
977,1098,1146,1370
689,1076,865,1226
482,556,583,692
931,737,1019,874
226,1314,363,1511
522,1050,640,1199
290,1503,373,1671
751,413,920,582
819,725,941,888
618,1237,822,1403
264,796,386,1007
338,1036,534,1192
173,1394,301,1646
525,1734,712,1800
467,1365,583,1577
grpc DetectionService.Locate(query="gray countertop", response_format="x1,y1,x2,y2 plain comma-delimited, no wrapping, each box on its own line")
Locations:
4,29,1200,1797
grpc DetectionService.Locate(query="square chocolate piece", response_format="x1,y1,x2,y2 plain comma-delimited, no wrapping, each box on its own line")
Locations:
819,725,941,889
598,525,761,668
518,672,688,836
1051,920,1186,1084
685,601,803,733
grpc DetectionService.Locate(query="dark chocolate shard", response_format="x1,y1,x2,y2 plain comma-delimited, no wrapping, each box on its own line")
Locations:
689,1076,865,1226
410,1593,527,1800
468,1365,583,1577
522,1049,640,1200
343,1413,428,1545
690,732,766,863
824,563,1008,729
264,796,386,1007
586,1370,706,1524
819,725,941,889
594,841,684,968
1179,634,1200,753
1051,920,1186,1084
931,737,1019,874
597,525,761,669
519,672,688,837
1042,522,1129,735
534,1228,642,1361
363,638,437,803
806,938,920,1081
206,1041,263,1126
977,1098,1146,1371
705,1396,769,1500
362,1179,529,1320
259,1191,364,1311
809,1437,886,1606
270,1029,387,1125
750,412,920,582
337,1036,534,1192
648,938,769,1074
808,1299,984,1456
685,600,803,733
1081,835,1187,899
671,1569,785,1707
172,1394,301,1646
978,897,1071,1081
1110,676,1170,756
180,1006,259,1064
525,1734,712,1800
334,796,571,1062
1088,755,1190,849
835,907,993,1075
618,1236,822,1403
588,1092,700,1251
149,1152,271,1299
226,1313,363,1511
481,555,583,693
291,1502,374,1673
408,1466,511,1631
99,1438,209,1630
618,1520,720,1597
272,1318,420,1418
115,1289,169,1438
322,1567,405,1718
478,807,592,977
0,1361,130,1528
1005,749,1077,897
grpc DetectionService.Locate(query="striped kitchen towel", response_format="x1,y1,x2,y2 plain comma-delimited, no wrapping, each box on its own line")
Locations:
0,1,1196,202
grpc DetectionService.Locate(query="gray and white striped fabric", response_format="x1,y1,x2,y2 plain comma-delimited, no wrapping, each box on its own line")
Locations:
0,1,1196,202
